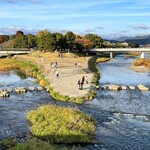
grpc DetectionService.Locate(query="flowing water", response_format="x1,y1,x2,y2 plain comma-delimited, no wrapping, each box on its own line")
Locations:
0,55,150,150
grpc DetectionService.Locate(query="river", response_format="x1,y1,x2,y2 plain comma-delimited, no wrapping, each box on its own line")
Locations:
0,55,150,150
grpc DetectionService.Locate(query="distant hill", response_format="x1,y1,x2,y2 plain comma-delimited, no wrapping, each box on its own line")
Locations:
105,35,150,45
125,36,150,45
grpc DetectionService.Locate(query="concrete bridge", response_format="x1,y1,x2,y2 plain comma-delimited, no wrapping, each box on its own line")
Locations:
0,48,31,56
89,48,150,58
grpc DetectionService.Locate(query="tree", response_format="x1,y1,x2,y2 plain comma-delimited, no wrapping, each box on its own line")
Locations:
75,37,92,51
36,30,58,51
115,42,124,48
103,41,111,48
27,34,36,48
55,33,65,51
64,31,76,51
3,35,9,42
0,35,4,43
14,35,27,48
36,30,50,50
16,31,24,36
85,33,103,48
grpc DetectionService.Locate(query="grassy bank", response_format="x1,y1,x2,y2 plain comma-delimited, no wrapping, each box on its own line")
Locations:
0,52,100,104
26,105,95,144
0,58,40,78
0,138,83,150
0,54,97,149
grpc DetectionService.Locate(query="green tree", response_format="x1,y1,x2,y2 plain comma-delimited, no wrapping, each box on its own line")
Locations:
103,41,111,48
14,35,27,48
115,42,124,48
55,33,65,51
36,30,58,51
85,33,103,48
27,34,36,48
64,31,76,51
36,30,50,50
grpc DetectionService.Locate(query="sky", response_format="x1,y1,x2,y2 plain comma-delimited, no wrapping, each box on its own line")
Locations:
0,0,150,39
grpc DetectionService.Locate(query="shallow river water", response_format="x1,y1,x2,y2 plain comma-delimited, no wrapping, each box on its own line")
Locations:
0,55,150,150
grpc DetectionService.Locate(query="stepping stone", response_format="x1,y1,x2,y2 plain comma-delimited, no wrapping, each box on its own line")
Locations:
0,91,10,97
15,87,27,93
129,86,135,90
101,86,107,90
137,84,149,91
7,88,13,93
37,86,43,91
29,87,35,91
108,85,119,91
121,86,127,90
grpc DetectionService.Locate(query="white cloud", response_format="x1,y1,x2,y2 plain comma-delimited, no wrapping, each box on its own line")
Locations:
131,24,150,30
0,0,42,3
0,26,39,35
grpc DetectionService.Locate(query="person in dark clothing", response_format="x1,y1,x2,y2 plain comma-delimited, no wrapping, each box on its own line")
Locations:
78,79,81,89
80,81,84,90
75,62,77,67
81,76,85,84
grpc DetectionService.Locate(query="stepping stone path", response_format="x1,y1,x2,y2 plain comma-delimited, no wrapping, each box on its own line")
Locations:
101,84,150,91
0,86,45,98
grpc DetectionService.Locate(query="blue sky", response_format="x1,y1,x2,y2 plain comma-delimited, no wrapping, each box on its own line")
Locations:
0,0,150,39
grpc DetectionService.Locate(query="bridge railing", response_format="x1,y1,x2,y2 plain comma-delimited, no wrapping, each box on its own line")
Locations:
90,48,150,52
0,48,30,51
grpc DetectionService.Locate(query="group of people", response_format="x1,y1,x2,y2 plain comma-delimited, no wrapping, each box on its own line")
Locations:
78,76,88,90
50,61,58,68
75,62,81,68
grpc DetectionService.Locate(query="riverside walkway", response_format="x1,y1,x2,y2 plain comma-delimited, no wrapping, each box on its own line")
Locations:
89,48,150,58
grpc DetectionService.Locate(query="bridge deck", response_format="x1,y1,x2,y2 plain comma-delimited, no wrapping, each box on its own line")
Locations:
90,48,150,52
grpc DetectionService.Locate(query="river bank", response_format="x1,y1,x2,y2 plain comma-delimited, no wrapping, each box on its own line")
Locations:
129,58,150,73
0,52,98,148
16,52,100,102
0,51,100,103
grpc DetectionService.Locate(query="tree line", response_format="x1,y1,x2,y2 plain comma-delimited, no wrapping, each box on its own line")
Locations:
0,30,138,52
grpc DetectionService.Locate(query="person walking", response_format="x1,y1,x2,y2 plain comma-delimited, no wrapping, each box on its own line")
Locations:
80,80,84,90
81,75,85,84
78,62,81,67
75,62,77,67
85,76,88,84
56,69,59,78
78,79,81,89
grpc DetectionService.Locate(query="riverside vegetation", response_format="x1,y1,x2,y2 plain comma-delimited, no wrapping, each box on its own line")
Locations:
0,52,98,104
27,105,95,143
0,52,107,149
130,58,150,72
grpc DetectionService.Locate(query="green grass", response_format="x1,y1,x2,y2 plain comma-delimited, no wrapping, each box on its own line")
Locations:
88,56,100,86
11,138,82,150
27,105,95,143
0,53,100,103
0,58,40,78
0,138,84,150
0,138,17,149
